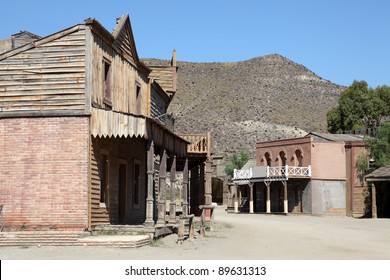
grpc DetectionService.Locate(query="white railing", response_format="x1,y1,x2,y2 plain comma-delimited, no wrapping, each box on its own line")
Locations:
233,168,253,180
268,166,287,177
267,165,311,177
233,165,311,181
286,165,311,177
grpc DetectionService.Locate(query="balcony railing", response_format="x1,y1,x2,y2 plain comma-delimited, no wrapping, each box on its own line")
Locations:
234,168,253,180
179,132,211,155
233,165,311,181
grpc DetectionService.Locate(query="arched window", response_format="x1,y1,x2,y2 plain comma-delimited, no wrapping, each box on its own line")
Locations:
264,152,272,167
295,149,303,167
279,151,287,166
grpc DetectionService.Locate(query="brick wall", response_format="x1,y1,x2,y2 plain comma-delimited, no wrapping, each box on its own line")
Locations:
0,117,90,231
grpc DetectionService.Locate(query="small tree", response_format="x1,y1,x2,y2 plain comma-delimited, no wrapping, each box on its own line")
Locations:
355,153,370,183
327,81,390,133
366,122,390,169
224,151,250,180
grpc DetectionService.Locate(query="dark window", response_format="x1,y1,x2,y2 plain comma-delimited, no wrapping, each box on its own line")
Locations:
295,149,303,167
265,152,272,167
135,83,142,115
279,151,287,166
136,83,141,99
103,59,112,107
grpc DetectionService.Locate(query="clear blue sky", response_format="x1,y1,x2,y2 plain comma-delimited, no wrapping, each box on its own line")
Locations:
1,0,389,88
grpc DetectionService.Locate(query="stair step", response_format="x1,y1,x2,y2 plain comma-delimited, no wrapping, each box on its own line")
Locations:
0,231,150,248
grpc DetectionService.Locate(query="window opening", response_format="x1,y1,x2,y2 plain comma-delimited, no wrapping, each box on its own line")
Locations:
103,59,112,107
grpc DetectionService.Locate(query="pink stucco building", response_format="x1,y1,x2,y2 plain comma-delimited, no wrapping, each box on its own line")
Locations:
233,132,368,217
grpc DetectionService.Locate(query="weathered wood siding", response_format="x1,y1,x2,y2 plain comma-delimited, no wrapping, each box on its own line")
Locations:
89,30,149,116
353,185,370,217
12,32,41,49
149,66,176,94
0,38,12,54
0,27,86,116
150,85,167,122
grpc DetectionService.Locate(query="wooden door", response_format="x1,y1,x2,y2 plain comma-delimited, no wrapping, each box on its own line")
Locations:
118,163,127,224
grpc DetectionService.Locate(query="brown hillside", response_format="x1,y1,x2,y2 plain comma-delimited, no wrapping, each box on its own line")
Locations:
144,54,344,158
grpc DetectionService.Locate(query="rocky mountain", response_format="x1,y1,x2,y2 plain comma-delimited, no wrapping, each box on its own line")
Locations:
144,54,345,158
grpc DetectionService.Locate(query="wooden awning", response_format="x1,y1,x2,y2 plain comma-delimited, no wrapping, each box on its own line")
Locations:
91,107,188,157
365,165,390,182
91,107,146,138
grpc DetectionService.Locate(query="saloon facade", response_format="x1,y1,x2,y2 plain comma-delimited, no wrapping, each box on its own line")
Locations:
0,15,211,237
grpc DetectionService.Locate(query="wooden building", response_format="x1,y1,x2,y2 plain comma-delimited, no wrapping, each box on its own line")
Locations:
232,132,368,217
0,14,212,236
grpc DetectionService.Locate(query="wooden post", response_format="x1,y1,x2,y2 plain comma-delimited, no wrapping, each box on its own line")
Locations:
199,163,205,208
182,158,189,217
234,184,239,213
177,218,185,244
188,216,195,240
265,181,271,213
249,182,254,214
200,208,206,237
144,140,155,227
205,158,212,205
372,183,377,219
169,156,177,222
205,131,212,206
157,150,167,226
283,180,288,214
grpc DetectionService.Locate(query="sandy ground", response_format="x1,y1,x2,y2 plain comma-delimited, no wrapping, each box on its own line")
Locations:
1,206,390,260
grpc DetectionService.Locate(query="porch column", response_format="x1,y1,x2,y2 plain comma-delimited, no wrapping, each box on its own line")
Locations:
283,180,288,214
372,183,377,219
265,181,271,213
234,184,239,213
205,157,212,205
200,162,205,205
190,165,200,215
169,156,177,221
182,158,189,216
249,182,254,214
157,150,167,226
144,140,155,227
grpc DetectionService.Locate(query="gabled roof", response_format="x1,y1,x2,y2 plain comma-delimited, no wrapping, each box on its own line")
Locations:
112,14,139,64
307,132,365,142
0,14,150,75
365,165,390,182
85,14,150,75
0,24,83,61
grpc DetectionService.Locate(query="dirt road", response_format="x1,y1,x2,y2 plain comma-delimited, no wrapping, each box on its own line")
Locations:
1,206,390,260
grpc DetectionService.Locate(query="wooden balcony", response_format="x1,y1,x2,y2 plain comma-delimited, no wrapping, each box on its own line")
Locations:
233,165,311,184
179,132,211,156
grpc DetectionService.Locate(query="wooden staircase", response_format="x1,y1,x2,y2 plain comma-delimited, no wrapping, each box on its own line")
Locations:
0,230,150,248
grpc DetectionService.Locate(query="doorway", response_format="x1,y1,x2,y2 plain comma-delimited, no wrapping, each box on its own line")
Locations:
118,163,127,224
376,182,390,218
